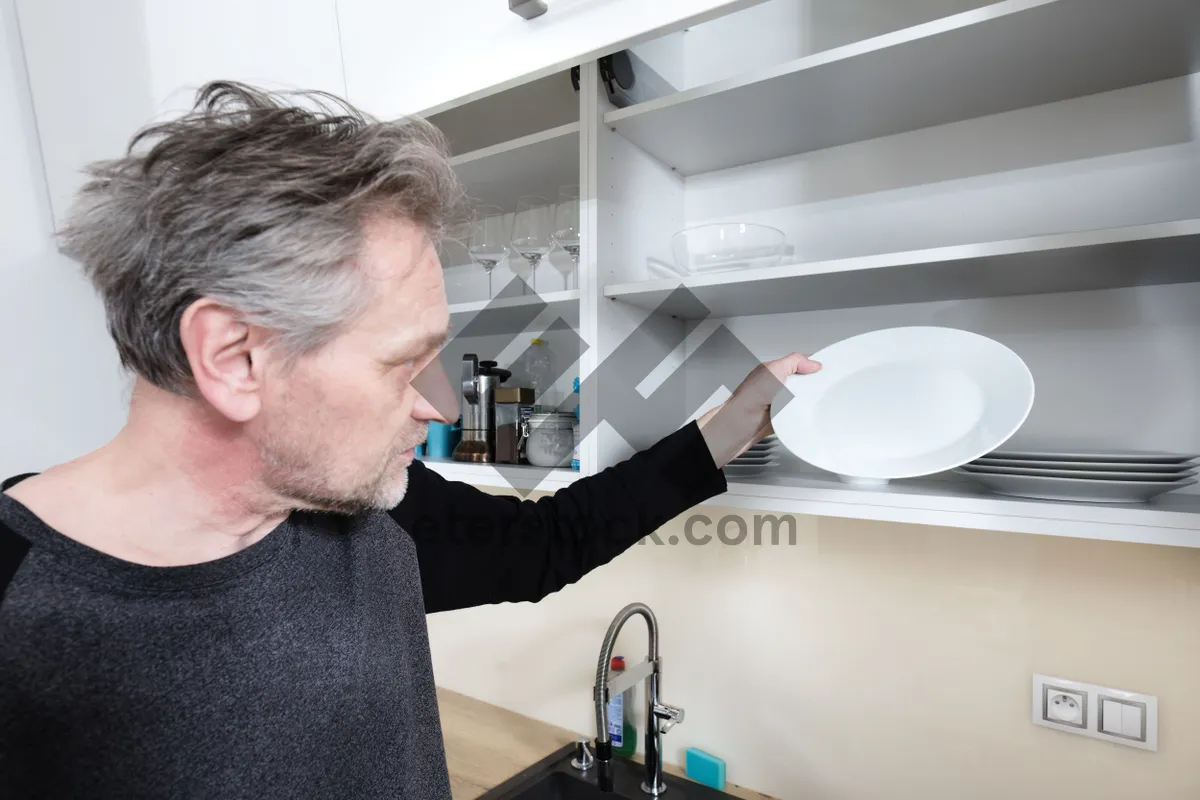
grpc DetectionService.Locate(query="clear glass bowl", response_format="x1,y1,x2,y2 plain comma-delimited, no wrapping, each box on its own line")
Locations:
670,223,786,275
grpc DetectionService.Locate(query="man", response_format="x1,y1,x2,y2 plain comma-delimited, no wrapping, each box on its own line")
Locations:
0,82,819,798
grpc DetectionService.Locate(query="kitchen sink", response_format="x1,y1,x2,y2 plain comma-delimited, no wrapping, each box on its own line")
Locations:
478,743,739,799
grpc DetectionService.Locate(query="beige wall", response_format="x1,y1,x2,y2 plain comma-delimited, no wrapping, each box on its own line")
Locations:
427,498,1200,799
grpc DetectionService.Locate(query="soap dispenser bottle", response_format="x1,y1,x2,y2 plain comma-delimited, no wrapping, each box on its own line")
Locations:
606,656,638,758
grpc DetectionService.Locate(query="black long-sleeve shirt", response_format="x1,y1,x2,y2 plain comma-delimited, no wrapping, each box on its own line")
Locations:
0,422,725,799
395,421,726,612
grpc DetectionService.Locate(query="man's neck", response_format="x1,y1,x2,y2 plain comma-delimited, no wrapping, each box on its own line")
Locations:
4,382,290,567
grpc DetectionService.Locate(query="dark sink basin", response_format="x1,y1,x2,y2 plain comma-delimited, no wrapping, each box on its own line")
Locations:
478,744,738,799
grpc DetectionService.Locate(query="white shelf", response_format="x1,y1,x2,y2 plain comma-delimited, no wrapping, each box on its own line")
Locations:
449,122,580,212
605,0,1200,176
418,457,581,492
415,456,1200,545
448,289,579,337
604,220,1200,319
707,470,1200,548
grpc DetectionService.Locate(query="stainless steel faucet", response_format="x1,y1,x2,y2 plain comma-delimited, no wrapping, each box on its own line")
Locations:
592,602,685,796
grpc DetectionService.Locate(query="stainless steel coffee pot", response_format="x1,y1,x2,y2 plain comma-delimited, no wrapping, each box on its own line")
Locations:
454,354,510,463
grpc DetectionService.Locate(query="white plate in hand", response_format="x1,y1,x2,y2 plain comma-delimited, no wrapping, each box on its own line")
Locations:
769,327,1034,485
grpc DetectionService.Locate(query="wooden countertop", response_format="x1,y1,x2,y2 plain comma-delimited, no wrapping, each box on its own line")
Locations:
438,687,578,798
437,687,776,799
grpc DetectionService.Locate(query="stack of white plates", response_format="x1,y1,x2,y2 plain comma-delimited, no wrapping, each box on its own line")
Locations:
957,449,1199,503
724,435,780,479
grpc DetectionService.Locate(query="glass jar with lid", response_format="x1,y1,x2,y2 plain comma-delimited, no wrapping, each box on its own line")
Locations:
524,412,575,468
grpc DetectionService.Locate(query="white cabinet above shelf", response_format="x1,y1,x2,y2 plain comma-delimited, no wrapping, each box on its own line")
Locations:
449,122,580,212
604,0,1200,176
338,0,749,119
604,220,1200,319
709,471,1200,548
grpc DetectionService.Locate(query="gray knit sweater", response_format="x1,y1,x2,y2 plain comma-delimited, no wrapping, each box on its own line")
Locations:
0,504,451,798
0,424,726,799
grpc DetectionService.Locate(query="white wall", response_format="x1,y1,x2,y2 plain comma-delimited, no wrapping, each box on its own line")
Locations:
0,1,127,477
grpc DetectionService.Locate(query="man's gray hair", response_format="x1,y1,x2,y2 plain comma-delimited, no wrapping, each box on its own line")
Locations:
60,81,464,394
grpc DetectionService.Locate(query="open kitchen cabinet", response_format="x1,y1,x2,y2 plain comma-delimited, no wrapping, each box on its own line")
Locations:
430,0,1200,545
421,65,594,491
590,0,1200,546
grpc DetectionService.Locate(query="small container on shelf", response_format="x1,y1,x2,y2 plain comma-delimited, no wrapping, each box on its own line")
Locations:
495,387,535,465
670,223,786,275
426,419,461,459
517,405,535,464
494,403,521,465
525,412,576,468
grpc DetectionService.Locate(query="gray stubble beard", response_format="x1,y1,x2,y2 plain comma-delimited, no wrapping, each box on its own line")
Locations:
258,421,418,516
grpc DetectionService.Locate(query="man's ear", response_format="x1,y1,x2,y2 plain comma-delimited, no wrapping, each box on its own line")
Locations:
179,298,270,423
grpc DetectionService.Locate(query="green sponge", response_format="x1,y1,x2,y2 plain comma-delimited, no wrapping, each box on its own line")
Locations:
685,747,726,790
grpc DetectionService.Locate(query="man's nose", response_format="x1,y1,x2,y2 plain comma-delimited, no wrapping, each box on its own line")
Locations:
411,357,456,423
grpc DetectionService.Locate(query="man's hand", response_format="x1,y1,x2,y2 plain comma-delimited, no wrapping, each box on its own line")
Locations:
697,353,822,468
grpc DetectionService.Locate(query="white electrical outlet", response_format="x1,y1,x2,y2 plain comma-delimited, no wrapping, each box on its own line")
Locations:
1046,688,1085,727
1031,674,1158,751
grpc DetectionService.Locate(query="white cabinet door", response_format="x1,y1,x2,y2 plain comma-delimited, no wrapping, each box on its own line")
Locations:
2,0,55,256
18,0,346,232
338,0,756,118
16,0,157,233
2,0,129,473
142,0,345,116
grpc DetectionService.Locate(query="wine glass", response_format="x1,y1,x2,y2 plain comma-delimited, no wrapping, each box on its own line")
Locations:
466,205,508,299
510,196,553,295
551,185,580,291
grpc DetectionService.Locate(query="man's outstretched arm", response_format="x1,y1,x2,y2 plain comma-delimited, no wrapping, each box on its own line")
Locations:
390,353,820,613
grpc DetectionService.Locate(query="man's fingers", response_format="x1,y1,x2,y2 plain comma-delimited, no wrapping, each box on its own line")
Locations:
769,352,822,378
795,357,822,374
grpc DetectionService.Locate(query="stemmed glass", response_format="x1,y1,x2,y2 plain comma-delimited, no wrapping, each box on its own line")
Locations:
466,205,508,299
551,185,580,291
510,196,553,295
